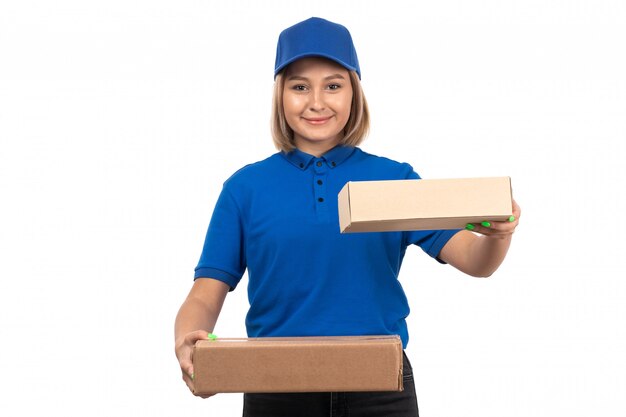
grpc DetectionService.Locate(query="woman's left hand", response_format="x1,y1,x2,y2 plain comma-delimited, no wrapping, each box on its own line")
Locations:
465,198,521,239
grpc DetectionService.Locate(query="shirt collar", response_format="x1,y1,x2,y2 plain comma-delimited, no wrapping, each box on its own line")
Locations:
282,145,356,170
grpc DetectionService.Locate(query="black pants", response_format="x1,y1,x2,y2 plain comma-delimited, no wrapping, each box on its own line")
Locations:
243,352,418,417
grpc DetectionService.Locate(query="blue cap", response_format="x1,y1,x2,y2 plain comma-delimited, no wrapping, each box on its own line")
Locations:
274,17,361,79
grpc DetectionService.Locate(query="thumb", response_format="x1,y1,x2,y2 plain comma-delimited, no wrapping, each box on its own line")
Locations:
185,330,209,347
186,329,210,344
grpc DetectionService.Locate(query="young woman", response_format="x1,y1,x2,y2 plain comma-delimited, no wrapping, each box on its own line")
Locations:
175,17,521,417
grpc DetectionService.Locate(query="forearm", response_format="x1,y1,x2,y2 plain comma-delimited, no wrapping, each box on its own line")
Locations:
174,278,229,343
465,234,512,277
174,296,219,342
439,230,514,278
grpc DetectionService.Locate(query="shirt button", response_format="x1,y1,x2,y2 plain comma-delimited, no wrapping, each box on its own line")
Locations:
299,163,304,168
316,161,322,167
331,161,336,167
317,180,323,185
318,197,324,202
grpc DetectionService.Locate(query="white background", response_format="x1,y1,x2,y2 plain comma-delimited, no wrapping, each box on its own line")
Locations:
1,1,625,416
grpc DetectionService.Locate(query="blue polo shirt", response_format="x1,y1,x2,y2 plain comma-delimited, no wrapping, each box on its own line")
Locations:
194,146,459,348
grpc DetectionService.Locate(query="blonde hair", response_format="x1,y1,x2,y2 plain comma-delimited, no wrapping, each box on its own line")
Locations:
271,70,370,152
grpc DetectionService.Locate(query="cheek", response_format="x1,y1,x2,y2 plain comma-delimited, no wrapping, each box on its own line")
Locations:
282,94,304,115
333,96,353,120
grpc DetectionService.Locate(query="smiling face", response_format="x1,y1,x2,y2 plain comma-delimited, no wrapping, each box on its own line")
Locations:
282,57,353,156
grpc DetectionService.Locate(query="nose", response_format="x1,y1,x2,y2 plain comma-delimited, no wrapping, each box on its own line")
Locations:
309,88,325,112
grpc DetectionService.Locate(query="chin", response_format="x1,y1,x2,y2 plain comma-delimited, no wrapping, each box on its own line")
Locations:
302,131,342,142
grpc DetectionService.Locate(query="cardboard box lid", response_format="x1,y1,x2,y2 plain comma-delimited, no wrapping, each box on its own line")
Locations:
338,177,512,232
192,335,403,394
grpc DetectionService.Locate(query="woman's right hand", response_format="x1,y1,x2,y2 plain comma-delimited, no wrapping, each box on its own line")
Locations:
174,278,229,398
175,330,215,398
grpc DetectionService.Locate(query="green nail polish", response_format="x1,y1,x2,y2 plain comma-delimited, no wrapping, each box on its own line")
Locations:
481,221,491,228
191,372,195,380
208,333,217,341
465,224,475,231
508,215,516,222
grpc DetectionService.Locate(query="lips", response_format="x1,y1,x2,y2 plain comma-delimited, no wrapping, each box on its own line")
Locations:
303,116,332,125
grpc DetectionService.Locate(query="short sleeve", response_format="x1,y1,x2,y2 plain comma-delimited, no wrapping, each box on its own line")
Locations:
194,185,246,290
402,166,462,262
405,228,461,262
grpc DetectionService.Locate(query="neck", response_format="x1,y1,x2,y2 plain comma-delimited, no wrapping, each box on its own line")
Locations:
294,139,341,158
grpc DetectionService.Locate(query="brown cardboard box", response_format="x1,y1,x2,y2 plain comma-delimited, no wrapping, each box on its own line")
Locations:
338,177,512,233
192,335,403,395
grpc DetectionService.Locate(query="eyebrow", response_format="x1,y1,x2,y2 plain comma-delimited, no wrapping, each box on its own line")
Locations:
286,73,347,82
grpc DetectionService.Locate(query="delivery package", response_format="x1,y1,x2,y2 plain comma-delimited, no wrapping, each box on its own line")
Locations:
338,177,512,233
192,335,403,395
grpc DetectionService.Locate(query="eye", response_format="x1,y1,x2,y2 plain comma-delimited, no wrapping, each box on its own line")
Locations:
291,84,308,91
327,83,341,90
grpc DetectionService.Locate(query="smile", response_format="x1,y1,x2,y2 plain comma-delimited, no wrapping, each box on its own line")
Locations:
303,116,332,125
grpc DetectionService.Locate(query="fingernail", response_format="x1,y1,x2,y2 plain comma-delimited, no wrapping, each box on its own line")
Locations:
508,215,516,222
465,224,475,231
208,333,218,341
481,221,491,228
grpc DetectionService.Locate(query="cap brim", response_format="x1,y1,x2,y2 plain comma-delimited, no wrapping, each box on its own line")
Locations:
274,53,359,78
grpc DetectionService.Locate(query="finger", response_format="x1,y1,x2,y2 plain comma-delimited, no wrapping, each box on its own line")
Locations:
179,359,194,378
465,221,509,233
478,227,511,237
468,223,514,237
183,372,215,399
486,219,517,232
185,330,210,345
182,371,195,393
511,199,521,219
